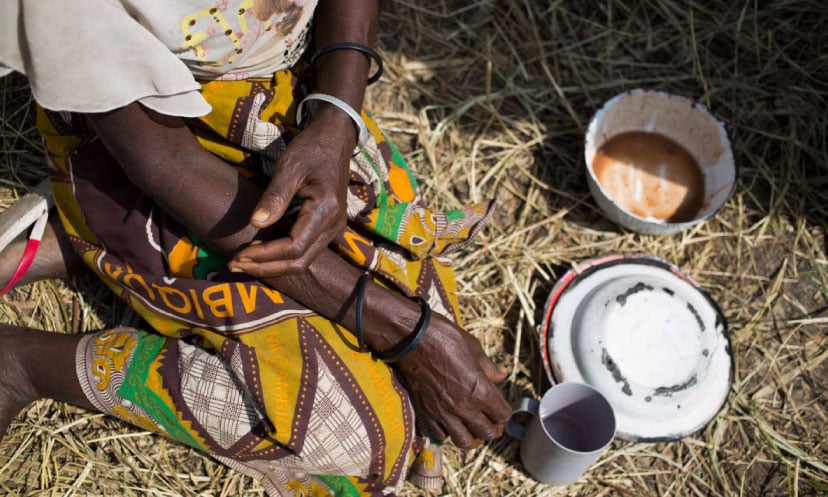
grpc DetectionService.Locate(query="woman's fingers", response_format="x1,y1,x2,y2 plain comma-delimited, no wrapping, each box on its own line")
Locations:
230,198,342,277
442,415,482,449
464,409,505,443
420,399,504,449
476,375,512,426
250,185,292,230
463,379,509,442
230,233,328,277
481,355,509,383
425,418,448,444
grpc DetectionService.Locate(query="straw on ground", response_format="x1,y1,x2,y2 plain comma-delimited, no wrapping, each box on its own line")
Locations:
1,1,825,496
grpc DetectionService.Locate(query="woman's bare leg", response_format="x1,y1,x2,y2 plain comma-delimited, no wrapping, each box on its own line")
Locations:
0,326,95,438
0,212,95,438
0,213,86,288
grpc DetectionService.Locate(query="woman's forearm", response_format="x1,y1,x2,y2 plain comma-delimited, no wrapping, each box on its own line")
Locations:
264,250,419,352
299,1,381,147
312,0,381,110
88,103,415,348
89,105,263,258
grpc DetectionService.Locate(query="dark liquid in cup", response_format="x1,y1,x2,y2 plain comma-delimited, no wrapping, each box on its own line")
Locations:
592,131,705,223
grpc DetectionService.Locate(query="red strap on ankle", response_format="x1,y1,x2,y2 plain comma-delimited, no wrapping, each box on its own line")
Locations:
0,211,48,296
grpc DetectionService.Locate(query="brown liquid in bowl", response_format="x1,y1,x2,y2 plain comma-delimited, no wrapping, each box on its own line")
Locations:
592,131,705,223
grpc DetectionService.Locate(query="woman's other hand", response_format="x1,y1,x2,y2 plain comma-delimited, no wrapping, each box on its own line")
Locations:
396,315,512,449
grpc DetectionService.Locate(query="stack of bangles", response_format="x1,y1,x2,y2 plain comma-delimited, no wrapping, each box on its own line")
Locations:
354,272,431,363
296,42,384,147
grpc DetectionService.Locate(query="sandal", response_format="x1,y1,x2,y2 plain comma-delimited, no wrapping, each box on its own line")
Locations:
0,179,53,295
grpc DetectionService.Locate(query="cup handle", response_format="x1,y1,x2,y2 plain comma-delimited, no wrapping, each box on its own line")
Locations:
505,397,539,440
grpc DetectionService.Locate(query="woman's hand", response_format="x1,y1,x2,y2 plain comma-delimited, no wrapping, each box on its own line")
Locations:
253,251,511,449
230,0,380,277
230,105,355,276
395,315,512,449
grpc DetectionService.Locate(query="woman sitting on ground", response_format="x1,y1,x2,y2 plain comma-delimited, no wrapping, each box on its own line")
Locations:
0,0,511,495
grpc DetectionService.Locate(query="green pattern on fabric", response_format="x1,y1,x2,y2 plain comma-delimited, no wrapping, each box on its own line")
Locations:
189,233,227,280
445,209,467,222
358,144,400,241
117,331,204,450
314,475,362,497
374,202,407,241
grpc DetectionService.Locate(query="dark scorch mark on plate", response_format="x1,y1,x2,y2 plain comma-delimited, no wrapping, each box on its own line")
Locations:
602,348,632,396
615,282,654,306
686,302,705,332
653,375,698,398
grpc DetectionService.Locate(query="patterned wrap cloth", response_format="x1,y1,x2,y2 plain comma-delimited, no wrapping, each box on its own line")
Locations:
36,66,493,496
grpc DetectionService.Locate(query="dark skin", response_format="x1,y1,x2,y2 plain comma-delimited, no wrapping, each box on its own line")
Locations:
0,0,512,449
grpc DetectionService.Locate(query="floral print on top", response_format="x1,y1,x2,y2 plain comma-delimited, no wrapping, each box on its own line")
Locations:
123,0,318,79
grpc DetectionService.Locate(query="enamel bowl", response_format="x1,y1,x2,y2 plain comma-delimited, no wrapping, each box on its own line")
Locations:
584,89,737,235
540,254,732,442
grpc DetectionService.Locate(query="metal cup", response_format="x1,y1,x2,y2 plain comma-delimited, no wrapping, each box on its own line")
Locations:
507,382,616,485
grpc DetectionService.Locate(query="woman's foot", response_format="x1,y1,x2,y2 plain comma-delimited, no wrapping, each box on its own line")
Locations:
0,326,93,440
0,327,40,438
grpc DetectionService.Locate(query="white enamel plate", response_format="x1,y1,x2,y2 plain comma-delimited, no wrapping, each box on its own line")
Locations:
540,254,732,442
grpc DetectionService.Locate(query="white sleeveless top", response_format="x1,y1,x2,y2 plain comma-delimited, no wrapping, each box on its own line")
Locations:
0,0,318,117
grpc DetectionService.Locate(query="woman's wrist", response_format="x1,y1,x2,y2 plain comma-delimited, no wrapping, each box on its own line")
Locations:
311,46,370,122
357,275,428,355
310,0,377,107
261,251,421,350
312,43,383,85
301,99,361,149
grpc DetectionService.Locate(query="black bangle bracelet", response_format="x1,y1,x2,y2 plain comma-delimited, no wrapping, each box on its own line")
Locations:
373,295,431,363
311,42,384,85
354,272,371,352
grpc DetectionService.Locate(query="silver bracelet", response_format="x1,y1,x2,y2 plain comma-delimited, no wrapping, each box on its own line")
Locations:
295,93,369,146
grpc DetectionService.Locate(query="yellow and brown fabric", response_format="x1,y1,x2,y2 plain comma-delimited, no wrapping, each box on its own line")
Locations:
38,66,491,496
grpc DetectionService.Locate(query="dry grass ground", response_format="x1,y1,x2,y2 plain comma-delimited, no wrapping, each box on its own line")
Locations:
1,0,826,496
